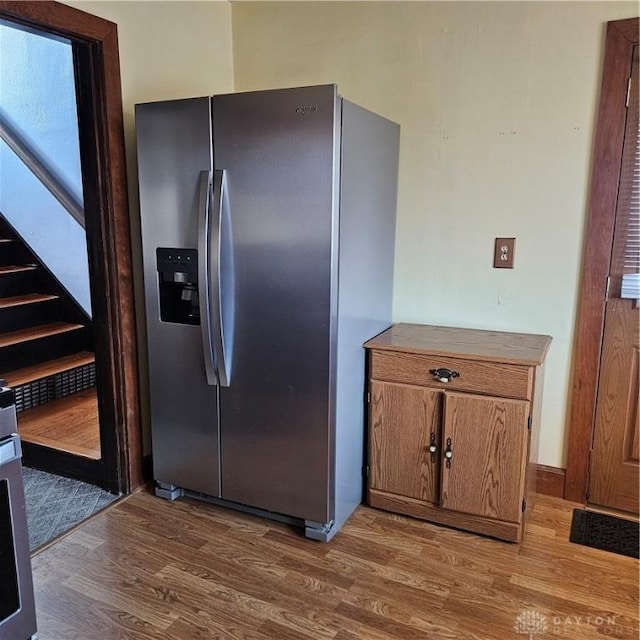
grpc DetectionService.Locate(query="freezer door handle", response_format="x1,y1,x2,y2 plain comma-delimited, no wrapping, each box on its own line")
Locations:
211,169,231,387
197,170,218,386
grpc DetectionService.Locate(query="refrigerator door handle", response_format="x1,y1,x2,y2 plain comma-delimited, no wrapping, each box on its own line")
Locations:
197,170,218,386
211,169,231,387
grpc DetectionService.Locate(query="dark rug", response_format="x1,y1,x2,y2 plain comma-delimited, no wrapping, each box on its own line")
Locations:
22,467,118,551
569,508,639,559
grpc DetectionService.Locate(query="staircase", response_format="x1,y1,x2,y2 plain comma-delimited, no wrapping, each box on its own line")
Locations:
0,216,95,416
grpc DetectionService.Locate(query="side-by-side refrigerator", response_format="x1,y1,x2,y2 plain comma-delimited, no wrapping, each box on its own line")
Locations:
136,85,399,541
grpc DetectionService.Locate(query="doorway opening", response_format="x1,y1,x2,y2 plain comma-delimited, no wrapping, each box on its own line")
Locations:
0,1,142,499
0,22,101,465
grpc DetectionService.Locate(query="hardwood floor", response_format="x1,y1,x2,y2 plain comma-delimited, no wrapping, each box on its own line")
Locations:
18,388,100,459
31,492,639,640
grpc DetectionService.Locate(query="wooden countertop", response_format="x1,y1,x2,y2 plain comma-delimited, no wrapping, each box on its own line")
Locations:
364,323,552,366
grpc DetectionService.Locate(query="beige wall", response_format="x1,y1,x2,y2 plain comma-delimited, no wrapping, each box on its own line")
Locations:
66,0,233,190
232,1,638,468
65,0,234,452
61,1,638,468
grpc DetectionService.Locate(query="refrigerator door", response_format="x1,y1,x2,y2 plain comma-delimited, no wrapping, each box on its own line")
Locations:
136,97,221,497
213,85,340,523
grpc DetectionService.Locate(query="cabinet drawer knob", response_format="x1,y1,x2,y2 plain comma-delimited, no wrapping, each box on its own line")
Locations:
429,368,460,383
444,437,453,468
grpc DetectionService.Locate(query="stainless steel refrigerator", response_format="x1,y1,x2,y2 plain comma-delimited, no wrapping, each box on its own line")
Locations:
136,85,399,541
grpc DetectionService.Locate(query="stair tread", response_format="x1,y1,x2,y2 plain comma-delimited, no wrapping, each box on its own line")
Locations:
0,321,84,349
0,293,59,309
3,351,95,387
0,264,38,275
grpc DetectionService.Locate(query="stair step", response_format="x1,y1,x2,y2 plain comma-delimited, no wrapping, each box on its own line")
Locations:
0,293,59,309
0,294,63,333
0,265,38,275
0,239,14,244
3,351,95,387
0,322,84,349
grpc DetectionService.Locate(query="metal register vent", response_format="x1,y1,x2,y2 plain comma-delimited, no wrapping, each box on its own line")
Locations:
14,363,96,413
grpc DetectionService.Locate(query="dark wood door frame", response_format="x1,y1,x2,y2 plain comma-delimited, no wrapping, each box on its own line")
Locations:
565,18,639,503
0,1,143,493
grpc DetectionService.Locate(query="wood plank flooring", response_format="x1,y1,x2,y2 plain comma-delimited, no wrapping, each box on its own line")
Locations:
18,388,100,459
31,492,639,640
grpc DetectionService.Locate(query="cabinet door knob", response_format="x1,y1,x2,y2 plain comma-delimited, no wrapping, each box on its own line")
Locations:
429,368,460,383
444,437,453,468
428,432,437,460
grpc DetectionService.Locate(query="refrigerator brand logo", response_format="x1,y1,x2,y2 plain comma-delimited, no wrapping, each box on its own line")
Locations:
295,105,318,115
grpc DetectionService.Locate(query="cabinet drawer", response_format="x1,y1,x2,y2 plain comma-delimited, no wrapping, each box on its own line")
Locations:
370,350,533,400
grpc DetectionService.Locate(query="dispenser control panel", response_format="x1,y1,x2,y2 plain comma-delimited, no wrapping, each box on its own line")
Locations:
156,248,198,280
156,247,200,325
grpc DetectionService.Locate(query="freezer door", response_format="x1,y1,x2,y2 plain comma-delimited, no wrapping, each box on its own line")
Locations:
213,85,340,523
136,97,221,497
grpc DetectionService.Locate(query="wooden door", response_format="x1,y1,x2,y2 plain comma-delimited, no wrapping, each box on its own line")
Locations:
440,392,529,523
369,381,441,503
589,47,640,514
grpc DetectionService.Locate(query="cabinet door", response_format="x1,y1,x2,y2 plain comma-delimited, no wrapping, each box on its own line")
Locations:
370,381,442,503
441,392,529,523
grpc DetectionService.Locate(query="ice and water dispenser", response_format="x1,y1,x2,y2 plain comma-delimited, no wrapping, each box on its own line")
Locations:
156,248,200,325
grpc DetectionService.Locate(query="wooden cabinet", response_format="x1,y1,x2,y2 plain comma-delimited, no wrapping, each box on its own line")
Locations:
365,323,551,542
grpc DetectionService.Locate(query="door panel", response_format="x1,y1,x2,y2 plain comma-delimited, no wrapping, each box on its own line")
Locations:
590,301,640,511
213,86,339,522
589,46,640,514
370,381,442,503
441,392,528,523
136,98,221,497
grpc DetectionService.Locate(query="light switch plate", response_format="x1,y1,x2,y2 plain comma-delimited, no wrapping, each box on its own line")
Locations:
494,238,515,269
